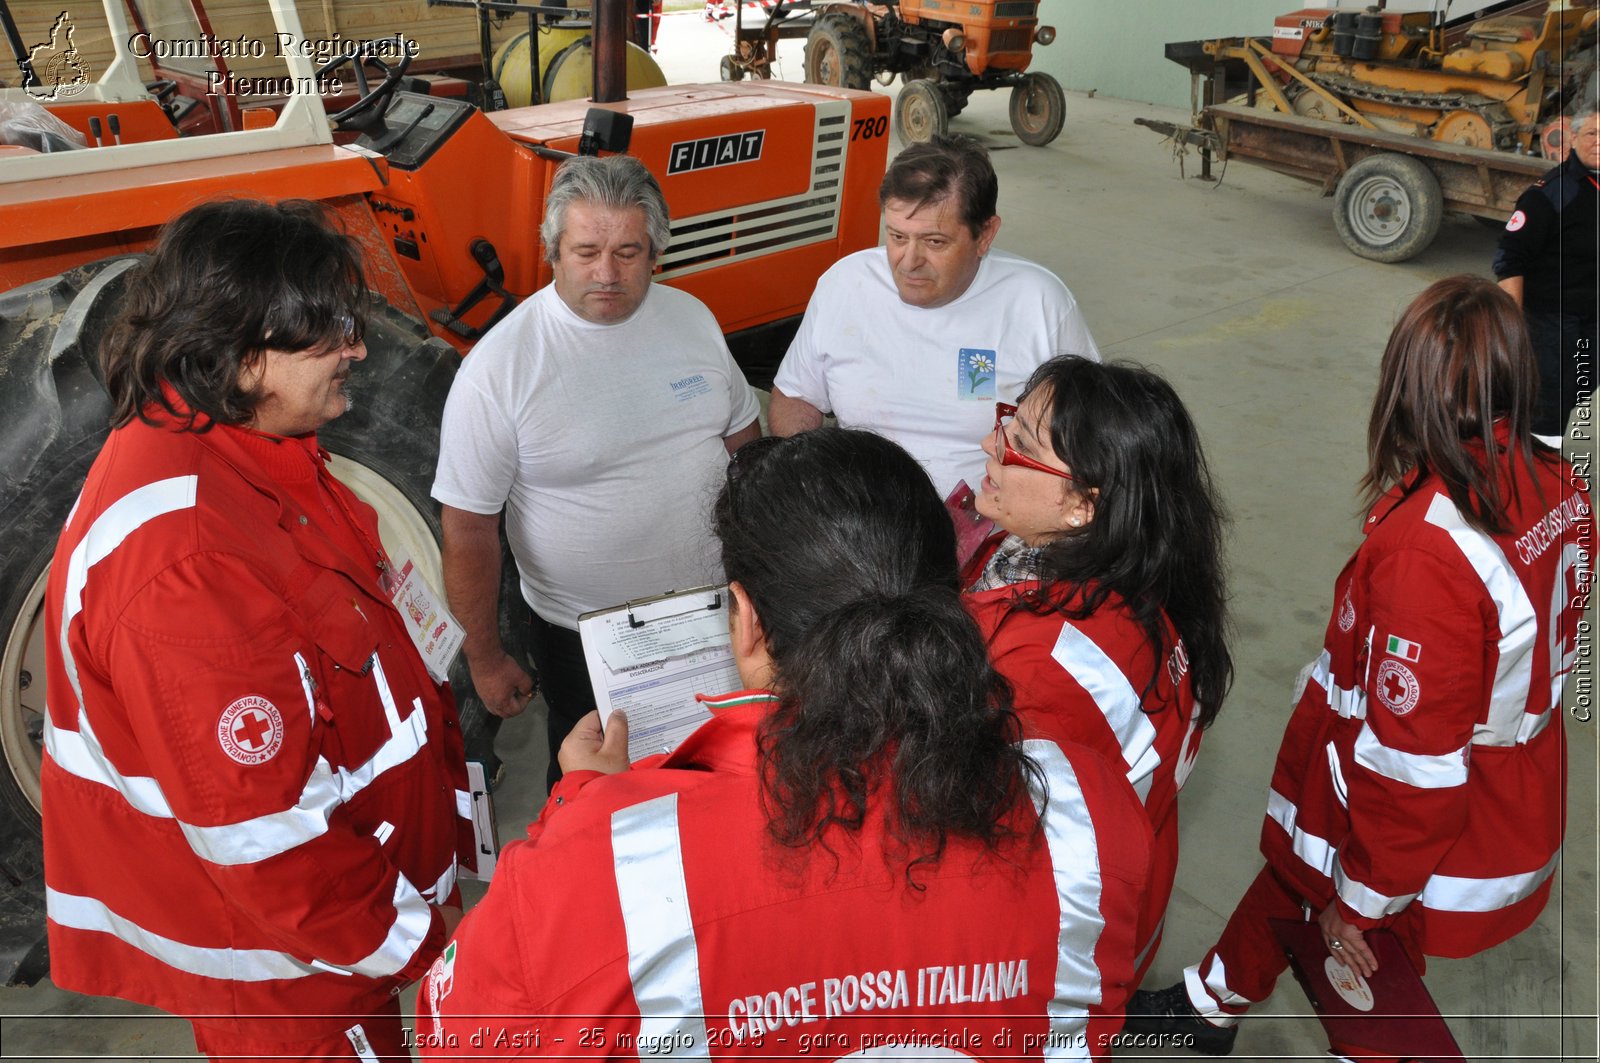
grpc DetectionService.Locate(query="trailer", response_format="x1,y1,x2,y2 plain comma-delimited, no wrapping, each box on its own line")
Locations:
1137,101,1548,262
1142,2,1594,262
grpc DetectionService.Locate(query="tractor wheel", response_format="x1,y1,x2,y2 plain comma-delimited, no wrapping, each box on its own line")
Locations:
894,78,949,144
943,84,972,119
1009,72,1066,146
720,54,744,82
0,256,136,984
1332,153,1443,262
804,13,873,90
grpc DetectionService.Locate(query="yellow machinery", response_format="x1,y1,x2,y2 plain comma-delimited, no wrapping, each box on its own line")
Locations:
1144,1,1592,262
492,21,665,106
1186,1,1596,155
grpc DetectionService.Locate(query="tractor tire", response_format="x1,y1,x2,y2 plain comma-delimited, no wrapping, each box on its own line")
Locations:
804,13,873,90
894,78,950,145
1009,72,1067,147
0,256,135,985
720,54,744,82
1332,153,1443,263
942,84,972,120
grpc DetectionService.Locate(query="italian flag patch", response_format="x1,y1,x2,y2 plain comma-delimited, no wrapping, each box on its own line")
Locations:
1385,635,1421,662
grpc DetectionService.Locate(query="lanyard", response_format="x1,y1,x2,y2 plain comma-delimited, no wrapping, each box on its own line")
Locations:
315,453,391,577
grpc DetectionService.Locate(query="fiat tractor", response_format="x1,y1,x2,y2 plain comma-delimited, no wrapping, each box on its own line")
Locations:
0,0,889,982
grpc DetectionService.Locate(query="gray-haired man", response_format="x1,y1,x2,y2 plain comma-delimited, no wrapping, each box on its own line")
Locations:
433,154,761,789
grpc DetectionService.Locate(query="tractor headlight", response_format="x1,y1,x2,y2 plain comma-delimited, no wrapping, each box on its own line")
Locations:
1036,25,1056,45
941,28,966,54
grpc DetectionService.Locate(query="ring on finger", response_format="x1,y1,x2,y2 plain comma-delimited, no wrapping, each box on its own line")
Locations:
1329,940,1344,951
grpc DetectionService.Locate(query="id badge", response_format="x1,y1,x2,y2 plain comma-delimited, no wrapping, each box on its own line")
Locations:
383,557,465,683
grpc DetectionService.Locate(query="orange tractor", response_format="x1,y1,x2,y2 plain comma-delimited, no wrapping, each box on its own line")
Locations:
0,0,889,983
720,0,1064,145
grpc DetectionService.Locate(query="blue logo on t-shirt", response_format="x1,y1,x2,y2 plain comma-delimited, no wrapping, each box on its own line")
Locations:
670,374,712,401
957,348,997,400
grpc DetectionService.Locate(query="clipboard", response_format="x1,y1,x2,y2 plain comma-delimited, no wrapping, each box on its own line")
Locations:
946,479,996,571
1271,919,1466,1062
578,585,742,762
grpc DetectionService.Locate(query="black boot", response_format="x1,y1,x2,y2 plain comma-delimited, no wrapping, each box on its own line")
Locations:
1123,982,1239,1056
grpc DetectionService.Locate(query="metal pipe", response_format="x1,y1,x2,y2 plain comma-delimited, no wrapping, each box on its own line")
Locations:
593,0,629,103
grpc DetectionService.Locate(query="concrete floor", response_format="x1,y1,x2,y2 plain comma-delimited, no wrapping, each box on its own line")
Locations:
3,11,1596,1062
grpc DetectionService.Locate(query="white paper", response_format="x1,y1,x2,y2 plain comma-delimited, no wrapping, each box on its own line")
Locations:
593,600,730,673
579,587,741,762
386,558,465,683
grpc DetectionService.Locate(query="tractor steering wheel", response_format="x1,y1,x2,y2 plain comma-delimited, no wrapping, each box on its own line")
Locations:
316,37,413,129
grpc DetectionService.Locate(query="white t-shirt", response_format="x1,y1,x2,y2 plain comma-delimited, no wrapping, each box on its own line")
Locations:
432,283,761,628
773,248,1099,499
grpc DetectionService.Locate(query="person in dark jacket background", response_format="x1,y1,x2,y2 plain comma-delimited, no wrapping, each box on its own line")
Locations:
1493,92,1598,444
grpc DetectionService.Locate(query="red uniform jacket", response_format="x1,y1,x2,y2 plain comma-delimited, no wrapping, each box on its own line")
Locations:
1264,440,1589,957
965,540,1204,977
42,413,474,1035
419,691,1152,1060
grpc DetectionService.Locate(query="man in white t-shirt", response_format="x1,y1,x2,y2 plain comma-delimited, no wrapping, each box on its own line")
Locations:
433,154,761,789
769,135,1099,499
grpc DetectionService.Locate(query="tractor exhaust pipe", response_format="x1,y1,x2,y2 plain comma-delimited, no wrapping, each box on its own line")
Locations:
593,0,629,104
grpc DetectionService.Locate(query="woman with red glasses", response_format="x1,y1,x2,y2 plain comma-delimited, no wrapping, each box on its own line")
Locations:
965,354,1233,982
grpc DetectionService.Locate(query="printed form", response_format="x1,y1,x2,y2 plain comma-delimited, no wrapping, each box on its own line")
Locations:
578,587,741,762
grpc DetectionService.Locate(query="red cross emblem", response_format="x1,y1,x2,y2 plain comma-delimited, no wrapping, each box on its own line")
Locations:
232,709,272,750
1373,659,1420,716
217,695,284,765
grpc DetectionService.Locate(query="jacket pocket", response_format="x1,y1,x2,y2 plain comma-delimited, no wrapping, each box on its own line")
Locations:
297,569,390,770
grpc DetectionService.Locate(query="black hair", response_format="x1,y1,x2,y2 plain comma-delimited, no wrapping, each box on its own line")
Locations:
714,429,1040,885
103,198,368,431
877,133,998,238
1009,356,1234,729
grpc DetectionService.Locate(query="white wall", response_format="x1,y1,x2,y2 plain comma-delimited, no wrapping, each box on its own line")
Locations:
1029,0,1515,109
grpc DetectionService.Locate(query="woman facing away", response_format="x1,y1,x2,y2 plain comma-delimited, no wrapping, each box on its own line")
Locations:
420,428,1154,1060
964,355,1233,982
1127,275,1592,1060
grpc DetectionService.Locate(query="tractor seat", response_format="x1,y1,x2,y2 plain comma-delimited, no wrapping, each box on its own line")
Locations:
1460,15,1540,44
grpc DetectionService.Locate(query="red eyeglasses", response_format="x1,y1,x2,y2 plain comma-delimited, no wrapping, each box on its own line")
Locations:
993,402,1075,481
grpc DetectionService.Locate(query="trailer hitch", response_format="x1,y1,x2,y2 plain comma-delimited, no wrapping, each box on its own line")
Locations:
1134,117,1221,152
430,239,518,341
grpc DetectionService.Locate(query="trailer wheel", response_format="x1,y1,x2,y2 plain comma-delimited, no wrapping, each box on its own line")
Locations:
1332,153,1443,262
804,13,872,90
1009,72,1066,147
894,78,949,144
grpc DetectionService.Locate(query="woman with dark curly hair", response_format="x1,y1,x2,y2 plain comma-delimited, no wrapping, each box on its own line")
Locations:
964,355,1233,984
422,428,1153,1060
1128,276,1592,1059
